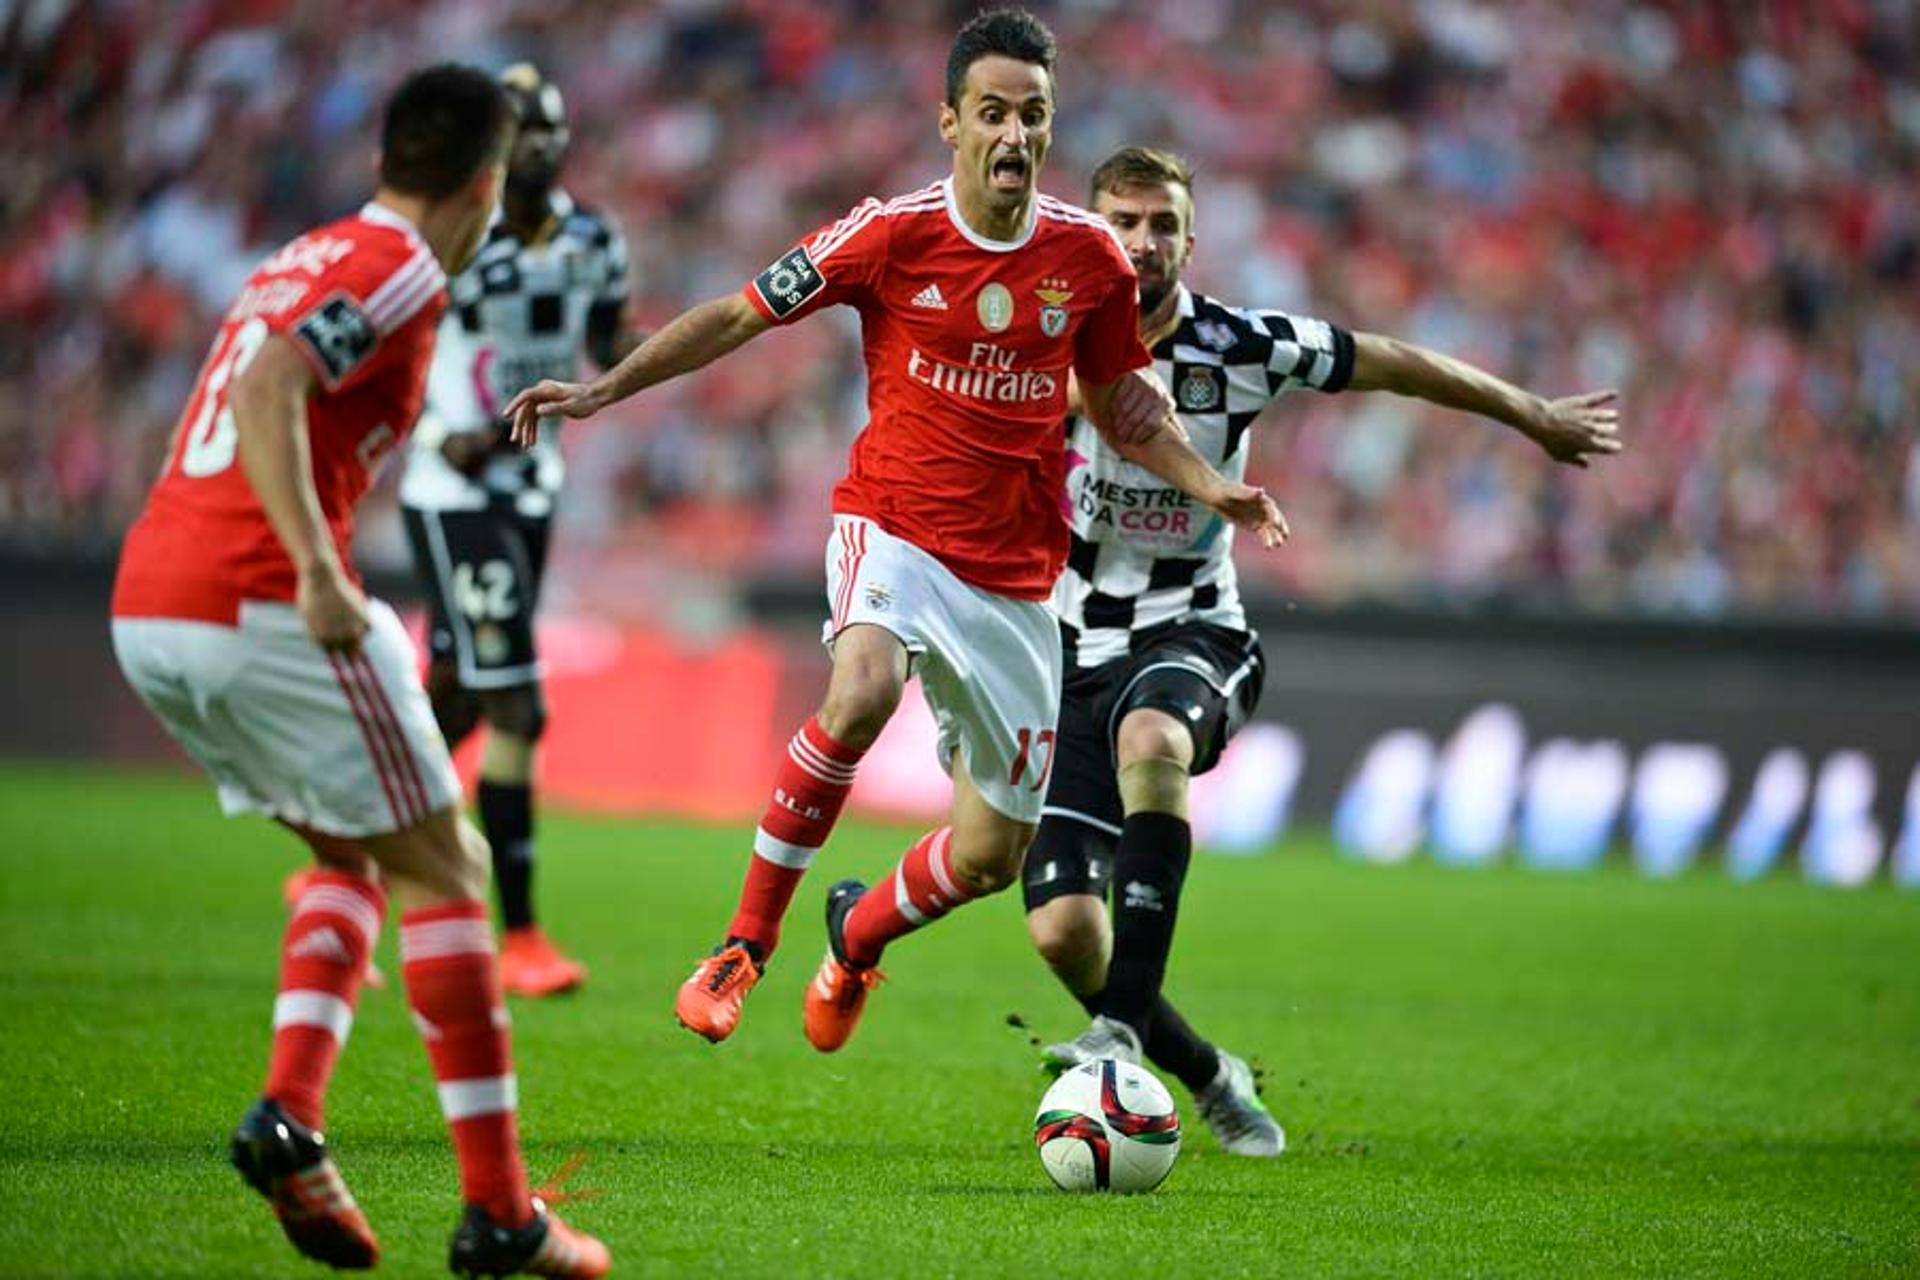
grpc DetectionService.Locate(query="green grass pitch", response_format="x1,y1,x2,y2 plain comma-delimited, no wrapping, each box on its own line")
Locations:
1,764,1916,1277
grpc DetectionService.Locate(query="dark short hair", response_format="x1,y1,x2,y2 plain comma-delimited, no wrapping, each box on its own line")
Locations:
1090,146,1196,205
379,64,514,200
946,7,1058,107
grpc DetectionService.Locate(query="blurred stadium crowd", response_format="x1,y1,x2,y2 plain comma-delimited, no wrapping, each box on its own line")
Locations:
5,0,1917,618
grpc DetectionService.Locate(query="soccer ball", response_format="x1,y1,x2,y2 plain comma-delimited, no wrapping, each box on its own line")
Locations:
1033,1058,1181,1193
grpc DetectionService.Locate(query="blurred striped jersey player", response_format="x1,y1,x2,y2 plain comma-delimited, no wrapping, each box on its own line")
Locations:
399,63,639,997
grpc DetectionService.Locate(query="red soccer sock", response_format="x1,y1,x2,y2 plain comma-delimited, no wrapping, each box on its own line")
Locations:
400,900,531,1226
841,827,979,967
265,870,386,1131
728,716,865,956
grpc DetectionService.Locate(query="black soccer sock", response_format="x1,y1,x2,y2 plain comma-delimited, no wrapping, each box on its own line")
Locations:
1075,987,1221,1095
1099,810,1191,1034
1141,998,1222,1095
477,779,536,930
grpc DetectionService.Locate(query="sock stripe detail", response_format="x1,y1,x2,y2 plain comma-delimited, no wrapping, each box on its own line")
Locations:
293,885,383,952
926,828,961,901
753,828,820,870
789,734,858,784
800,716,864,765
273,990,355,1041
893,870,926,925
400,918,496,962
438,1074,519,1121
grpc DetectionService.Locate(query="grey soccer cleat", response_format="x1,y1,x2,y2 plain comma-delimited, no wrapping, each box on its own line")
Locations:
1193,1050,1285,1156
1040,1015,1143,1076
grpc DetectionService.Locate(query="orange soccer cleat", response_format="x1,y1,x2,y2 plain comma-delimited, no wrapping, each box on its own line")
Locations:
448,1201,612,1279
674,941,764,1042
499,926,587,997
230,1098,380,1270
802,880,885,1053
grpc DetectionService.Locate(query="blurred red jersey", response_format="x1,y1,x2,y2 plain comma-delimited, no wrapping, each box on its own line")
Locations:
113,204,446,624
742,178,1149,600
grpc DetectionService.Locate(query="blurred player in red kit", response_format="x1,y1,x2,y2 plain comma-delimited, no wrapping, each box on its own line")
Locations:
505,8,1285,1054
111,64,609,1278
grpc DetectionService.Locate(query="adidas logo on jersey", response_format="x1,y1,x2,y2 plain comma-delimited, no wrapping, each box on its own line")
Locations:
910,283,948,310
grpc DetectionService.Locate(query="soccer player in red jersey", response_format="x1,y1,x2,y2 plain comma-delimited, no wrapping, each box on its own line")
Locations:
110,66,609,1278
505,8,1285,1053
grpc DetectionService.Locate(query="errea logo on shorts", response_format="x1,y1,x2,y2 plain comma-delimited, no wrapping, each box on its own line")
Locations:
753,246,825,319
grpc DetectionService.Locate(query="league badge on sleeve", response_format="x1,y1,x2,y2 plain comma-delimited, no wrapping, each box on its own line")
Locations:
293,293,379,387
754,246,825,319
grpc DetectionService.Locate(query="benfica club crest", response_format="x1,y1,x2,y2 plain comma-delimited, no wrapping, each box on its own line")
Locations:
1036,279,1073,338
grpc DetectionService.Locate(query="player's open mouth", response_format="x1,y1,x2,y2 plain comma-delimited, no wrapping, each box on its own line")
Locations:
991,154,1029,189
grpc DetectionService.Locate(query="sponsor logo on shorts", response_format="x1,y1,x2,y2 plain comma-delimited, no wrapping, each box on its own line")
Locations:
864,583,893,612
474,622,510,665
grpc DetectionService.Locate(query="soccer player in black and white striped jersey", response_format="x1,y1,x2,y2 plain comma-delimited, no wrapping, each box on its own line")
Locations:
1022,146,1622,1154
397,65,642,997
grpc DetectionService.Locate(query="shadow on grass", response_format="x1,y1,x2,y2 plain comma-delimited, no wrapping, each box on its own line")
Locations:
911,1182,1280,1201
0,1131,453,1162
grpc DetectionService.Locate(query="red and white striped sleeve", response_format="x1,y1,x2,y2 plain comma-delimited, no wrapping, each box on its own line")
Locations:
741,197,892,325
281,229,447,392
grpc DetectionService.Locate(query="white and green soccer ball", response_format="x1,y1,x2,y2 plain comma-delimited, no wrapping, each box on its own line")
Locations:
1033,1058,1181,1193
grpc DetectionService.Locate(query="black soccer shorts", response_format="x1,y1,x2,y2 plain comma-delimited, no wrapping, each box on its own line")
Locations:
1021,621,1264,911
402,504,552,690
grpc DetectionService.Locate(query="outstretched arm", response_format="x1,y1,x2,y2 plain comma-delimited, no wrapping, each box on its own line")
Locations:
1081,369,1289,548
1346,332,1621,467
504,293,770,444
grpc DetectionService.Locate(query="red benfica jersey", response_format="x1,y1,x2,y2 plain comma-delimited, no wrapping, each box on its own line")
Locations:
743,178,1149,600
113,204,446,624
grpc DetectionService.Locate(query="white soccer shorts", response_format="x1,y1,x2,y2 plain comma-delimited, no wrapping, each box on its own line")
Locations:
824,515,1063,824
111,599,461,837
